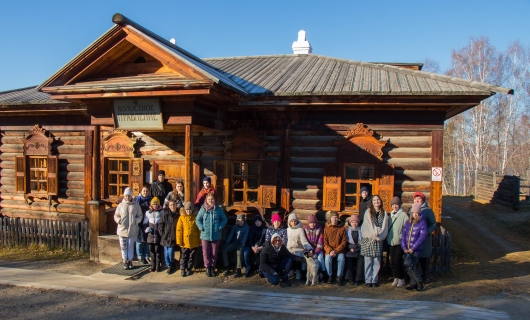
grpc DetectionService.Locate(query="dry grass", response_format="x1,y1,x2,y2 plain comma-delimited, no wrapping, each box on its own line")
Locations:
0,243,89,262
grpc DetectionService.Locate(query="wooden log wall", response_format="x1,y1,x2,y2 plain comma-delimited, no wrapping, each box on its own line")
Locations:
475,170,520,210
289,128,433,222
0,130,88,221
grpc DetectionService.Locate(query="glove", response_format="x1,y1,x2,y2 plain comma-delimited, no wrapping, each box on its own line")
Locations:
145,227,153,234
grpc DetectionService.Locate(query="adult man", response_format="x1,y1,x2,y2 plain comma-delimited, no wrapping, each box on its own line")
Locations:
150,170,172,201
358,186,372,224
260,233,305,286
408,192,436,282
323,211,347,286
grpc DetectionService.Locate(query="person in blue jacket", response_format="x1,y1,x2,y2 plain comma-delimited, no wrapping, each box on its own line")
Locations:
222,213,249,278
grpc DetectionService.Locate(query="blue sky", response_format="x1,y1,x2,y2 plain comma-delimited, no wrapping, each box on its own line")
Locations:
1,0,529,92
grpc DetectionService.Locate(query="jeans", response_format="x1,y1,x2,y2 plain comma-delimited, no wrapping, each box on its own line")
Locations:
136,242,149,260
262,257,293,285
119,236,135,262
202,240,221,267
364,256,382,284
222,242,244,269
163,245,175,267
315,252,325,272
325,253,345,277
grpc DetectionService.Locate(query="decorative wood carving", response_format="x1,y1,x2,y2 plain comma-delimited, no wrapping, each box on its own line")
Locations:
259,160,277,208
23,124,53,155
223,124,268,160
335,123,387,163
101,129,138,157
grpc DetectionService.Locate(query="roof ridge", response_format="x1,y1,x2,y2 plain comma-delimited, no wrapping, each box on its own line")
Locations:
0,85,38,94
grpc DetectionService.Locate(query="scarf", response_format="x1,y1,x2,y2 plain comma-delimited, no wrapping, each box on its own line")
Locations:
361,208,389,241
203,202,215,212
347,226,362,244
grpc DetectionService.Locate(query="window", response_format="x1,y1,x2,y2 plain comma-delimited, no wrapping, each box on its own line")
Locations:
343,164,374,211
107,158,130,197
28,157,48,193
232,161,259,205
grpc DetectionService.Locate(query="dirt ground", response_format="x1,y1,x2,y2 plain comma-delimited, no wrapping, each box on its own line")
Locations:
2,196,530,319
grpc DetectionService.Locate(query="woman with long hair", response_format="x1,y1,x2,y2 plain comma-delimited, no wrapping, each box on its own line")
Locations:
164,180,185,209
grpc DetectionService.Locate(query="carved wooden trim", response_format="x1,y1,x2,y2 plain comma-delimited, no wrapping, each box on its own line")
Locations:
335,123,387,163
101,129,138,157
23,124,53,155
223,124,268,160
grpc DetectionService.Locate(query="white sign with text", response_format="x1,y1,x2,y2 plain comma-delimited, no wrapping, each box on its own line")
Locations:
113,99,164,130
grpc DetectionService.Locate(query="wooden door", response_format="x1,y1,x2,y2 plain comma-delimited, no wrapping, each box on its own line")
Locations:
151,160,185,187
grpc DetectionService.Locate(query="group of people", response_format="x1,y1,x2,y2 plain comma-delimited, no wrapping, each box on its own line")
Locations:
114,172,436,291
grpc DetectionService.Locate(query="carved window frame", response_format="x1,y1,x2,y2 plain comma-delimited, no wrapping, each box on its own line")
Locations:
342,163,376,212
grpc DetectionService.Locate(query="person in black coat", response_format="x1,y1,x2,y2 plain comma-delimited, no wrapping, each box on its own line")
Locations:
150,170,173,201
260,233,305,286
158,199,179,274
358,186,372,224
243,215,266,277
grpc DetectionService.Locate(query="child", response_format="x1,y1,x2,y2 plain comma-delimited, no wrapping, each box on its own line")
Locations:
345,214,364,286
243,215,266,277
401,203,428,292
303,214,326,282
286,213,312,281
143,197,163,272
194,177,216,208
176,201,200,277
387,196,408,288
264,213,287,244
134,186,151,265
222,214,249,277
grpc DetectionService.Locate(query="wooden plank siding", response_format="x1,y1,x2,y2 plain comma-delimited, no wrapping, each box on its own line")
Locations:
0,130,88,221
289,128,432,222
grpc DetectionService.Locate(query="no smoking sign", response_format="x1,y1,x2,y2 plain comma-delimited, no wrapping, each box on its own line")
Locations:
432,167,443,181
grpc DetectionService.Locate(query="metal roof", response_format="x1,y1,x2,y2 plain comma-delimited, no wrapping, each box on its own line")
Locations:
0,86,66,105
204,54,513,97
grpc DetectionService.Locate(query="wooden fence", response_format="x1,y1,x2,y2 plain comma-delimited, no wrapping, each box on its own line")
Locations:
429,226,451,274
0,217,89,251
475,170,521,210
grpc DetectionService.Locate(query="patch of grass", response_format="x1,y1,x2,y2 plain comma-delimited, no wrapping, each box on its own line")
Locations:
0,243,89,261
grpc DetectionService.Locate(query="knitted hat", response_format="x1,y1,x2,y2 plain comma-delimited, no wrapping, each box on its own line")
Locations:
157,170,165,176
329,211,339,218
203,176,212,183
411,203,422,213
288,213,298,223
360,186,369,194
306,214,317,224
390,196,402,206
270,233,282,245
271,213,282,223
413,192,426,203
237,213,245,221
150,197,160,205
349,214,360,223
254,215,263,222
184,201,193,210
123,187,133,196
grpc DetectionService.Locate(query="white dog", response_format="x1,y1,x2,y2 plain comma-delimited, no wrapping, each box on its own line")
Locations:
304,253,320,286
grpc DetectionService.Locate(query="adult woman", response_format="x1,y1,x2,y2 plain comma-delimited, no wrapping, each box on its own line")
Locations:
114,187,143,269
164,180,185,209
134,186,151,265
387,196,408,288
360,195,389,287
408,192,436,281
196,193,227,277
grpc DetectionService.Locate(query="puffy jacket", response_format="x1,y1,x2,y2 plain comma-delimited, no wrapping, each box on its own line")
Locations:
196,205,227,241
303,224,324,254
260,233,305,274
286,214,312,257
247,225,266,247
114,199,143,238
158,207,179,247
264,226,287,245
225,223,249,249
401,216,428,254
323,221,348,254
386,208,408,246
176,214,200,249
143,208,163,244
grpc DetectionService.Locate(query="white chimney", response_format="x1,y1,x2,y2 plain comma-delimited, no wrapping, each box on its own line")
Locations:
170,38,176,45
292,30,312,54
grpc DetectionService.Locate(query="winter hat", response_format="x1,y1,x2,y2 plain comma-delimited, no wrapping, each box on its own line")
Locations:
203,176,212,184
349,214,360,223
271,213,282,223
307,214,318,224
360,186,369,194
254,215,263,222
270,233,282,245
329,211,339,218
150,197,160,205
411,203,422,213
237,213,245,221
157,170,165,176
184,201,193,210
288,213,298,223
123,187,133,196
413,192,426,203
390,196,402,206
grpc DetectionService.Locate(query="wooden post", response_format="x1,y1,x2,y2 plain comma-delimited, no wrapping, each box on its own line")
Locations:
92,126,100,200
88,200,105,261
185,124,193,202
280,127,291,213
430,130,443,223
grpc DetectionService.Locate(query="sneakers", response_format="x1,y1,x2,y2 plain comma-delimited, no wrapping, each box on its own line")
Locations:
396,279,406,288
282,277,291,287
392,278,399,287
123,261,128,270
234,268,242,278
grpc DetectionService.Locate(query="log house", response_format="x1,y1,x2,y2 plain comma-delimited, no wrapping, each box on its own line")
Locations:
0,14,512,261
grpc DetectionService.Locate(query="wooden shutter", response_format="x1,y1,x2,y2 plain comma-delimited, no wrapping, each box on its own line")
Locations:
130,158,144,197
259,160,277,208
322,163,341,211
101,158,108,199
47,156,59,196
374,163,395,211
15,156,26,193
213,160,229,206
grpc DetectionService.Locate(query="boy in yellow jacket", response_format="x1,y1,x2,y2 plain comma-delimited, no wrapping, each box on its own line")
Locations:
176,202,200,277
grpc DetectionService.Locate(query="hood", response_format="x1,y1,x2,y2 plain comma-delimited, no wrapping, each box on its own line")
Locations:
288,213,302,229
270,232,283,245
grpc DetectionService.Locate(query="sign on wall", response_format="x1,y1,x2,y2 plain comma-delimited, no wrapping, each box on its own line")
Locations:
113,99,164,130
432,167,443,181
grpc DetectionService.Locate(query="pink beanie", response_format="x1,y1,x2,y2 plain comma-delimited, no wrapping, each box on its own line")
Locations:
271,213,281,223
349,214,360,223
411,203,422,213
307,214,317,223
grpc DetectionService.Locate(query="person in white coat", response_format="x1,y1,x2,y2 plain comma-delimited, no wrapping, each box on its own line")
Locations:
114,187,143,269
286,213,312,281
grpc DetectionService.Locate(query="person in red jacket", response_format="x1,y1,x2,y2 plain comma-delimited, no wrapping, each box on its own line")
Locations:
195,176,216,208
